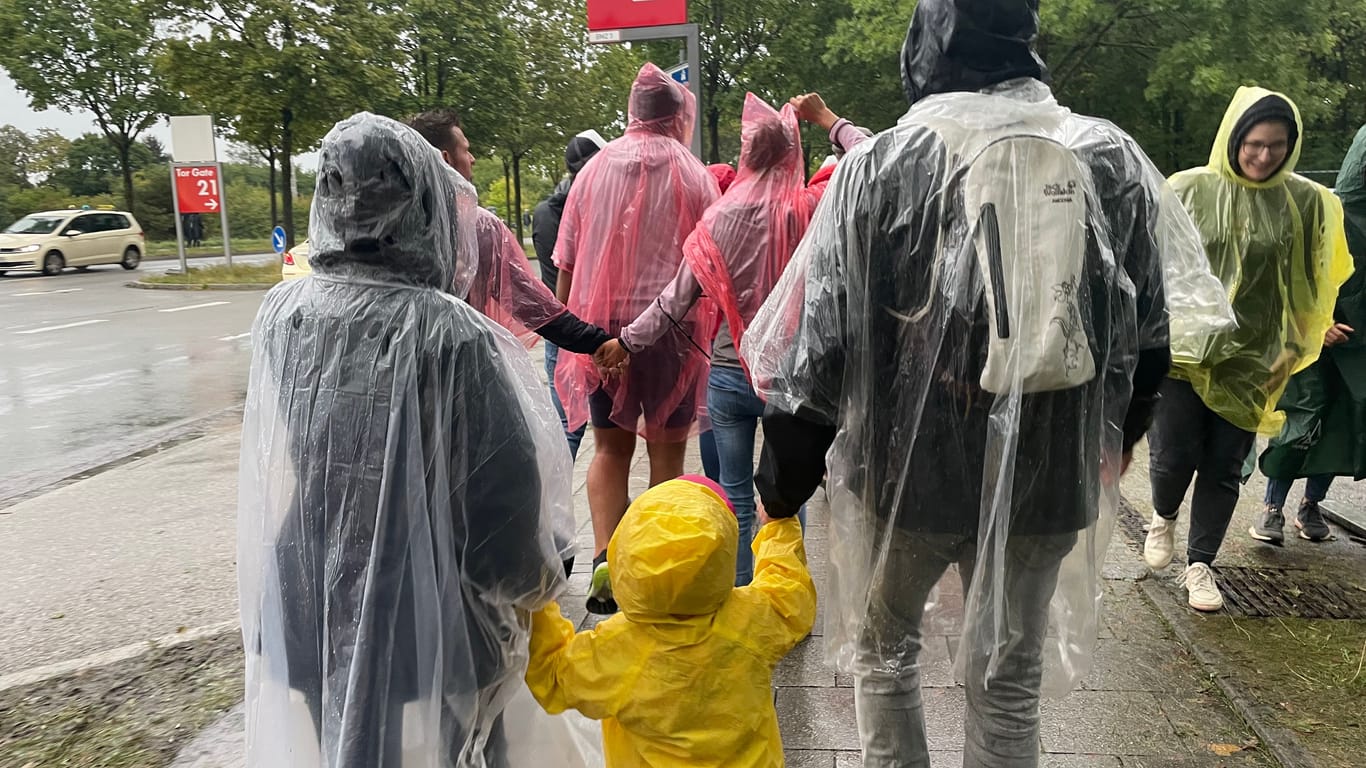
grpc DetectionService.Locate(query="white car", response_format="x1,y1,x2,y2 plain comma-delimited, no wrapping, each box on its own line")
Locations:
0,208,145,276
281,239,311,281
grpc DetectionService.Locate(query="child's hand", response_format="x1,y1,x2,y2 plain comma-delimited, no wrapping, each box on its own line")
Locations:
756,502,774,528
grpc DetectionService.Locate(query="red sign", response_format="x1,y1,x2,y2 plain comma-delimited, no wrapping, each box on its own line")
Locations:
587,0,687,31
174,165,222,214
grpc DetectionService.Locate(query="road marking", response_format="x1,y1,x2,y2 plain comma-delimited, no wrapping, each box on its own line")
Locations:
14,319,108,335
219,332,251,341
11,288,83,297
159,301,229,313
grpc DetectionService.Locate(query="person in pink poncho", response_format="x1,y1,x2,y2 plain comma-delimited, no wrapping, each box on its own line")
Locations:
408,109,613,360
595,92,870,585
552,63,720,614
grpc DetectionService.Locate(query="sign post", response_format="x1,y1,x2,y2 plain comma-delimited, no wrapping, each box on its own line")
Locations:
168,116,232,270
587,1,702,159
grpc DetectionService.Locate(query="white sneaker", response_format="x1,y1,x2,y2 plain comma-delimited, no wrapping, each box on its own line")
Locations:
1178,563,1224,612
1143,511,1176,569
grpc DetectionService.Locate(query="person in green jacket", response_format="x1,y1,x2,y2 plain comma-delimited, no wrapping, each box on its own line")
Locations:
1144,87,1353,612
1251,124,1366,544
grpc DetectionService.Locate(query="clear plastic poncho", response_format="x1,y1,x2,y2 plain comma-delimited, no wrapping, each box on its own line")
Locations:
238,112,594,767
1168,86,1353,435
742,77,1234,695
467,206,567,347
683,94,816,382
553,63,720,441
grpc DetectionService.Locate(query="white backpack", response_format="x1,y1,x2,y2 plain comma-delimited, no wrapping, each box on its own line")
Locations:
924,116,1099,394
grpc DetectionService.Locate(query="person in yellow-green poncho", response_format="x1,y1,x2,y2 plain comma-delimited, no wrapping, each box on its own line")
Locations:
1144,87,1353,612
524,475,816,767
1251,125,1366,545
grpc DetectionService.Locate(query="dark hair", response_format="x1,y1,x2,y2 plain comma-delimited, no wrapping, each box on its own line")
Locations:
408,109,464,154
630,83,684,123
743,117,795,172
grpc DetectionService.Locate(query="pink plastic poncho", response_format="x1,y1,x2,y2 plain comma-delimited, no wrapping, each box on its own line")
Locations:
553,63,719,441
684,94,818,382
466,207,567,347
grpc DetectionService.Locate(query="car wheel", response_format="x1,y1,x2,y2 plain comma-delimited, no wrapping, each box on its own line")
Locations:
42,252,65,276
121,247,141,270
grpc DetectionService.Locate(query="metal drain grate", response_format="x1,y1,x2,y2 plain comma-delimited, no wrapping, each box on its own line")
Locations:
1116,500,1366,619
1212,566,1366,619
1117,501,1150,546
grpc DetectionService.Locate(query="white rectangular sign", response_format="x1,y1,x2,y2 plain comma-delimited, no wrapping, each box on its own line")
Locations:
169,115,217,162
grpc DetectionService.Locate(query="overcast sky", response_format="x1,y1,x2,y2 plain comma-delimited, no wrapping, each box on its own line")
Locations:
2,71,320,169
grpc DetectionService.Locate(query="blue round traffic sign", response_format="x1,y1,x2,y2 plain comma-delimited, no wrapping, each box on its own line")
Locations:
271,226,287,254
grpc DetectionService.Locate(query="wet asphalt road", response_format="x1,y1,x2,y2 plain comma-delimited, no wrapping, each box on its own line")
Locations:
0,257,274,501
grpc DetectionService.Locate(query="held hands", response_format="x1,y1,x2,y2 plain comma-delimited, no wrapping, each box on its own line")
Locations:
789,93,840,132
593,339,630,378
1325,323,1354,347
756,501,774,528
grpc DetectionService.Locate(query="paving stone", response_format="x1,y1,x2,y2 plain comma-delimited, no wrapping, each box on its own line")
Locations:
775,636,838,687
784,750,837,768
1040,692,1190,757
777,687,861,751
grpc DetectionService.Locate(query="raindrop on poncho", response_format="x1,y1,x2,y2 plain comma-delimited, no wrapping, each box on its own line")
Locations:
238,112,599,767
552,63,719,441
742,2,1234,696
1167,86,1353,435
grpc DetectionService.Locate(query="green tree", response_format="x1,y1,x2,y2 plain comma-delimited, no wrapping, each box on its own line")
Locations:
48,134,160,199
0,0,179,211
164,0,401,246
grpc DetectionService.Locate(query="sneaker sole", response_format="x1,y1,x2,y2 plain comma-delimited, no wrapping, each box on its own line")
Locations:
1248,526,1285,545
1188,598,1223,612
585,596,618,615
1294,521,1330,541
587,564,615,615
1143,548,1175,570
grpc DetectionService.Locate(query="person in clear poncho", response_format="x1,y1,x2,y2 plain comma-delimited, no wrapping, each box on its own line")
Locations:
237,113,582,767
1253,124,1366,543
552,62,720,615
1143,88,1352,612
596,93,868,586
741,1,1233,765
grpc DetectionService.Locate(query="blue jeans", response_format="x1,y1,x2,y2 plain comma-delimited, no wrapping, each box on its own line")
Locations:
1264,474,1333,509
700,429,720,482
545,343,585,461
707,365,804,586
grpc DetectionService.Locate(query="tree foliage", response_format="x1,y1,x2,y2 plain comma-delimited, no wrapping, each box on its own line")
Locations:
0,0,180,210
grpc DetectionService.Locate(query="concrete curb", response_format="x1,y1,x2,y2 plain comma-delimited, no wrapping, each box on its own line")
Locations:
0,620,240,694
127,281,276,291
1139,578,1318,768
0,404,242,510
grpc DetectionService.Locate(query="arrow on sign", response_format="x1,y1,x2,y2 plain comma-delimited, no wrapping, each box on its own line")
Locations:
204,198,219,211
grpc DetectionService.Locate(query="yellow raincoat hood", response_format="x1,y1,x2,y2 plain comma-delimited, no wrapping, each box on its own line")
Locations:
608,478,739,620
1208,86,1303,188
1168,87,1353,435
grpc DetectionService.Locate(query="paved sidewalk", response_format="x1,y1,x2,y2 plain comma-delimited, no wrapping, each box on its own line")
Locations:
0,364,1301,766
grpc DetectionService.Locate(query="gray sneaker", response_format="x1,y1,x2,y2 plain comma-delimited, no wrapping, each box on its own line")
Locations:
1249,504,1285,544
1296,500,1331,541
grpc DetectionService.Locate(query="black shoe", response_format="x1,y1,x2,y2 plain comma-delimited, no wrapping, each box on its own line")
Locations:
1249,504,1285,545
1296,499,1331,541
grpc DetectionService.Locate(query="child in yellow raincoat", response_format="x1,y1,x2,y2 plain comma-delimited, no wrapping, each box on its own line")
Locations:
525,475,816,767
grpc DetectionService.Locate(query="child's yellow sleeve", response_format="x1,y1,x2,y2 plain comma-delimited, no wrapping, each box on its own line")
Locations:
747,518,818,659
525,601,628,721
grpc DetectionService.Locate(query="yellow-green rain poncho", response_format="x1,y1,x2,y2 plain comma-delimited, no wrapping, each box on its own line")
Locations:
525,477,816,767
1169,86,1353,435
